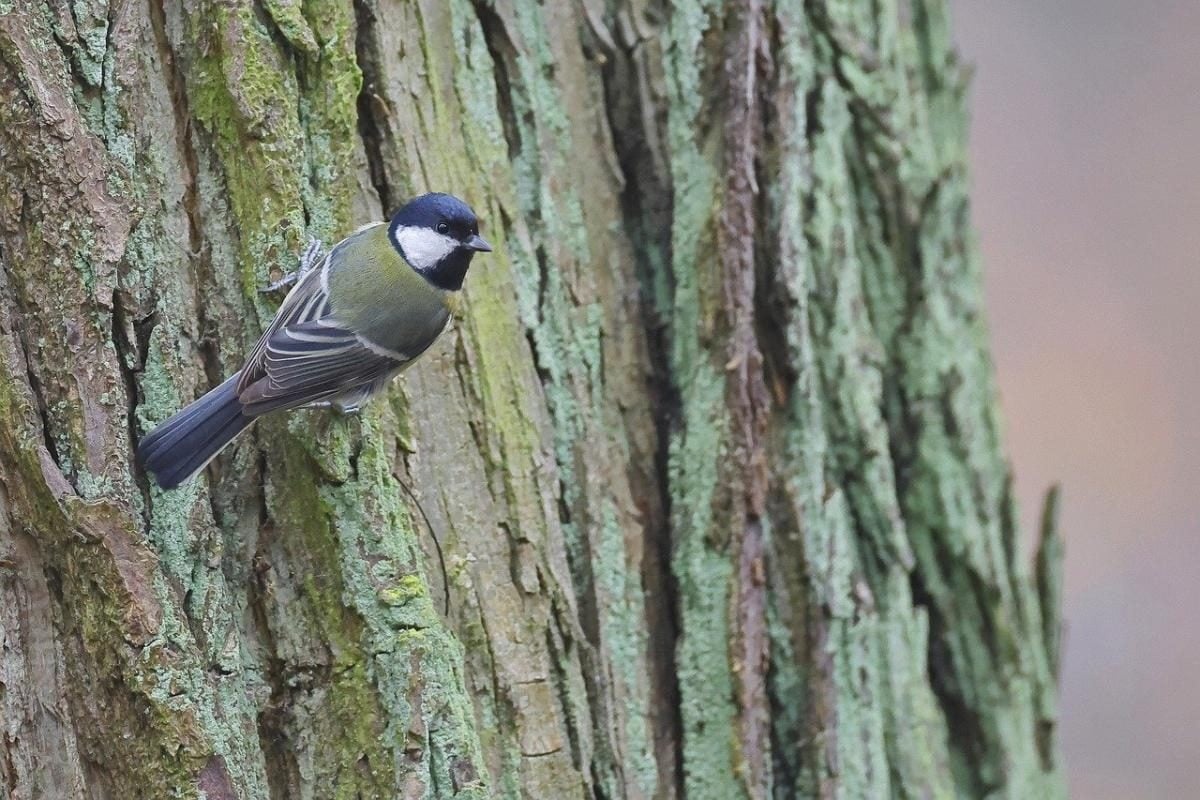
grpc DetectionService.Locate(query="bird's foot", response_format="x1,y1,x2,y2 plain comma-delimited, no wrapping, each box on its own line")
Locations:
260,238,326,294
303,400,364,415
296,237,326,276
259,272,298,294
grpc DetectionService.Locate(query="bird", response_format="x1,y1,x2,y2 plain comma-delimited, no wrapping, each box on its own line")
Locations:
137,192,492,489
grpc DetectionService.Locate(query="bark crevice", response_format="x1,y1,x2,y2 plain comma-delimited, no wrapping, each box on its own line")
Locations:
594,8,686,797
0,250,62,474
353,0,391,213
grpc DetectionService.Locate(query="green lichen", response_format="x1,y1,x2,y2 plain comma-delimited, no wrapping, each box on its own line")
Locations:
263,429,402,795
463,0,666,792
294,0,362,236
261,0,319,55
0,359,247,797
660,0,750,795
70,0,108,86
379,573,428,607
593,501,657,797
184,0,308,299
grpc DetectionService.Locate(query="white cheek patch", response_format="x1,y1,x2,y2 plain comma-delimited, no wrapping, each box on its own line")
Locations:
392,225,458,271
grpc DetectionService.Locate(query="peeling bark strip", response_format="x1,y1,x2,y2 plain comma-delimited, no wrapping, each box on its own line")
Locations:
0,0,1062,798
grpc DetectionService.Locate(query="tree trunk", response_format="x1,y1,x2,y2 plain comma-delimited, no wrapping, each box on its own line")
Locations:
0,0,1063,797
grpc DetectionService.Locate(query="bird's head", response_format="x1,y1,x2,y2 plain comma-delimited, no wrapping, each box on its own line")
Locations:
388,193,492,291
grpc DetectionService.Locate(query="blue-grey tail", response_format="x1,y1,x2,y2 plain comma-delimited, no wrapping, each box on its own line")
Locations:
137,373,252,489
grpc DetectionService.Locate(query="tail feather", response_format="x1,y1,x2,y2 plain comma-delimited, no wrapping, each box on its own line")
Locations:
137,373,253,489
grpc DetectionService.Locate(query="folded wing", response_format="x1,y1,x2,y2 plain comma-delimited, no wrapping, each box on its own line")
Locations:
238,318,404,415
235,264,406,416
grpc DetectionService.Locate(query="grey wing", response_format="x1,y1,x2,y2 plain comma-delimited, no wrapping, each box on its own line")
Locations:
235,265,406,415
237,264,333,395
237,318,407,416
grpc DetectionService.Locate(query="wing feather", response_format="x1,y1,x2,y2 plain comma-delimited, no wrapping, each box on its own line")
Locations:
237,265,334,394
238,320,406,415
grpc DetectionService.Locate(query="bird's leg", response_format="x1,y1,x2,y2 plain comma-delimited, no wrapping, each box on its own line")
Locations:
325,381,380,415
260,237,326,294
331,393,369,415
304,401,364,416
303,397,365,415
296,237,326,277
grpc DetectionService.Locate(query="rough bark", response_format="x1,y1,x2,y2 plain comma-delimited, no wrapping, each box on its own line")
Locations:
0,0,1063,798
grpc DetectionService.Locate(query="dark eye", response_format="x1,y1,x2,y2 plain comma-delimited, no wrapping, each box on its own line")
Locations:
437,222,449,234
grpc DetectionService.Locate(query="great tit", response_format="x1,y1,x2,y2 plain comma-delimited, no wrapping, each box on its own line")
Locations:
137,192,492,489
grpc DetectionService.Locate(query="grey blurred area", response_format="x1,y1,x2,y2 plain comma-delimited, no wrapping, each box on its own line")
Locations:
951,1,1200,797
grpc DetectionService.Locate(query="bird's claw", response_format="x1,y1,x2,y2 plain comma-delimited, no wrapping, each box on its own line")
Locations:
259,272,298,294
302,400,363,415
260,237,327,294
297,238,326,276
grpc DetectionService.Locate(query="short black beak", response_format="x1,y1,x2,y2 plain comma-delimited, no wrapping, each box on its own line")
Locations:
465,234,492,253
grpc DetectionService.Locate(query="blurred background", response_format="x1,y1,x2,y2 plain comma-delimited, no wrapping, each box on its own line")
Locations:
952,2,1200,797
